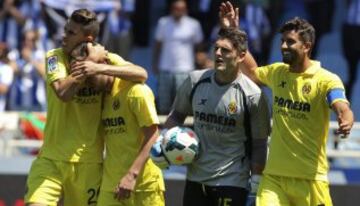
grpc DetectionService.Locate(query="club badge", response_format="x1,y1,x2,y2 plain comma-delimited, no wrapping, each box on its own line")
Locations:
113,99,120,110
228,101,238,114
302,83,312,95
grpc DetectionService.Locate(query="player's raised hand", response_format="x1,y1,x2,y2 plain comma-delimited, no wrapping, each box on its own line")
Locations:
219,1,239,29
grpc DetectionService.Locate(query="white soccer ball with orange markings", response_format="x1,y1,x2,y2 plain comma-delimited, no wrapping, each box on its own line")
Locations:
161,126,200,165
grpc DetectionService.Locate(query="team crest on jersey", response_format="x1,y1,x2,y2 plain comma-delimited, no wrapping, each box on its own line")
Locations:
302,83,312,95
113,99,120,110
47,56,58,72
227,101,238,114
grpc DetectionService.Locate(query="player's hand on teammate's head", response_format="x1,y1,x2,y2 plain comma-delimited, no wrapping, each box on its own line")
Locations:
70,60,101,77
219,1,239,29
69,66,87,84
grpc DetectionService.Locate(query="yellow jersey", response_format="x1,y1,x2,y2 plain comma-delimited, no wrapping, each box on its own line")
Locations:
101,78,164,192
40,48,131,163
256,61,347,181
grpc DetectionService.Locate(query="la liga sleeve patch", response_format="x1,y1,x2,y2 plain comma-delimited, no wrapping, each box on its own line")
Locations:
47,56,58,72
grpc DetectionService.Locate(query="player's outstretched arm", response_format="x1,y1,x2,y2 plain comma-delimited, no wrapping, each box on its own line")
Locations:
95,63,148,83
114,125,159,200
332,101,354,138
85,43,148,83
241,51,262,85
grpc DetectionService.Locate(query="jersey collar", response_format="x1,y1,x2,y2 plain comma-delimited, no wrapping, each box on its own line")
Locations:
303,60,320,75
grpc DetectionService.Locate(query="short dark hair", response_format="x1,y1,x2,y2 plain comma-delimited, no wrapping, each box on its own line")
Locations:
70,9,99,37
280,17,315,48
218,28,248,53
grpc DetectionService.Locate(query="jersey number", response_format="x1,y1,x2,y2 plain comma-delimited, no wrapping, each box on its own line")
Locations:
87,187,100,205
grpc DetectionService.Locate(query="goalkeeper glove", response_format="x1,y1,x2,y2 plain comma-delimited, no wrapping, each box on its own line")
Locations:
150,129,169,169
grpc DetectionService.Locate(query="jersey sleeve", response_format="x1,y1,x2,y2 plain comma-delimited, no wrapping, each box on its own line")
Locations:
128,84,160,127
324,73,348,106
46,51,67,83
249,92,271,140
172,75,193,115
107,53,133,67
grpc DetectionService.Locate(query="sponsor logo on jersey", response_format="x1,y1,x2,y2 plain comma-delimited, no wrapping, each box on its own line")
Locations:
76,87,101,97
102,116,126,127
113,99,120,110
302,83,312,95
227,101,238,114
194,111,236,127
274,96,311,112
47,56,57,72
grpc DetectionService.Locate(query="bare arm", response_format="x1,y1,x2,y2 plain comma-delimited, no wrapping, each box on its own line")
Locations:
51,70,87,102
152,41,162,75
163,110,187,129
97,63,147,83
240,51,262,85
332,101,354,137
251,138,267,175
71,61,148,83
70,43,148,83
114,124,159,200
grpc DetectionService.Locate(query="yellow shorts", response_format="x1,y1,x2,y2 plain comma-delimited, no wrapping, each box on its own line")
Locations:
97,190,165,206
25,157,102,206
256,174,333,206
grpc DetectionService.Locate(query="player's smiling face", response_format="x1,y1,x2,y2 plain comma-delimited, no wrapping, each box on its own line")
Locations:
62,19,88,55
281,30,309,66
214,38,240,72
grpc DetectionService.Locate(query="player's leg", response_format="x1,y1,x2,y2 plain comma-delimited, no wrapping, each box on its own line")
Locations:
182,180,212,206
25,157,63,206
309,180,333,206
287,178,333,206
268,176,333,206
256,174,290,206
63,162,102,206
210,185,248,206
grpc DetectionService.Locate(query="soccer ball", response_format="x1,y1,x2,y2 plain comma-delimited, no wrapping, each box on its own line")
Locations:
161,126,199,165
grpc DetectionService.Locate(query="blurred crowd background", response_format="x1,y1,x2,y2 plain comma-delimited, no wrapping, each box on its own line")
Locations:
0,0,359,118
